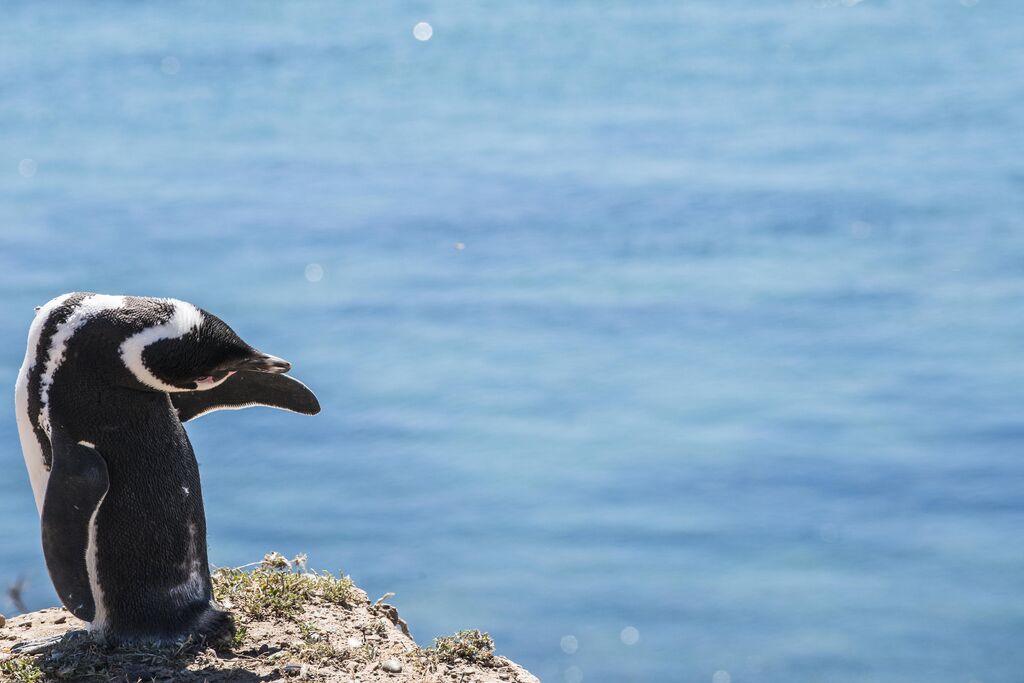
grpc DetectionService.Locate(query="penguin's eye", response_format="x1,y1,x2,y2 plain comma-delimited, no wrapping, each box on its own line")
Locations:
193,370,235,389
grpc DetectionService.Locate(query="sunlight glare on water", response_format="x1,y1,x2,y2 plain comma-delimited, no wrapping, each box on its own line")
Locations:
17,159,37,178
304,263,324,283
413,21,433,42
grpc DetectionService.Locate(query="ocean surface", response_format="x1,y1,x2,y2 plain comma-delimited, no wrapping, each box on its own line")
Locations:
1,2,1023,681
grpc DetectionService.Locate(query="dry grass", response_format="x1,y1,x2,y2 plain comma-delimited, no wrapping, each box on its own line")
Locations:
212,552,357,622
289,623,351,667
1,554,535,683
418,629,496,666
0,631,201,682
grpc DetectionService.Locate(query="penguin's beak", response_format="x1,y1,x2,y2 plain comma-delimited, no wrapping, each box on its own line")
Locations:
234,352,292,374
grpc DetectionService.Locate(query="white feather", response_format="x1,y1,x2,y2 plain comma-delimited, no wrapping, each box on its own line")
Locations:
85,485,109,631
15,293,76,514
38,294,126,438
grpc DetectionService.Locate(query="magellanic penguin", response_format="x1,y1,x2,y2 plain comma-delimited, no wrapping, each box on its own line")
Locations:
14,293,320,644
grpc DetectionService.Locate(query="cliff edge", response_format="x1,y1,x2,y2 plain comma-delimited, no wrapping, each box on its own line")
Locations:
0,554,539,683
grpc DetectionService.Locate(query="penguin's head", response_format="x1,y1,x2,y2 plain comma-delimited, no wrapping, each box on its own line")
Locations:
143,314,291,392
120,299,295,393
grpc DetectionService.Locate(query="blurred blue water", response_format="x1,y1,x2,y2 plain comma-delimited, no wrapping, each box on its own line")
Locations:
2,1,1023,681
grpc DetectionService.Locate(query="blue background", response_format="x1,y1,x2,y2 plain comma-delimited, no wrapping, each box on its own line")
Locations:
2,2,1023,682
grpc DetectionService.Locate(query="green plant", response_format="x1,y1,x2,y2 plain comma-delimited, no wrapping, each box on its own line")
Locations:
0,657,45,683
419,629,495,665
212,552,356,621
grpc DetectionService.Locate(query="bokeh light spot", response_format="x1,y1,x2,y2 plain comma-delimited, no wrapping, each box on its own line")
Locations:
712,671,731,683
413,22,433,41
305,263,324,283
560,635,578,654
18,159,37,178
620,626,639,645
564,665,583,683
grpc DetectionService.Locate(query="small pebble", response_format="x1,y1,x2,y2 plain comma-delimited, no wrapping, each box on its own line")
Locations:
347,636,363,648
54,615,67,624
382,658,403,673
282,662,303,677
0,614,5,628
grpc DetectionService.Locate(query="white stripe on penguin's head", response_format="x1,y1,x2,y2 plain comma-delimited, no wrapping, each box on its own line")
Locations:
119,299,205,392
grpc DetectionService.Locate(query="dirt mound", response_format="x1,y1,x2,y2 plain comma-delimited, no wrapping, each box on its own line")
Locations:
0,554,539,683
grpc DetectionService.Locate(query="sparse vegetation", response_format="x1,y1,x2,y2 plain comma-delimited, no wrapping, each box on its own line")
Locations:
212,552,357,621
1,554,533,682
419,629,496,665
0,634,194,682
230,622,248,649
0,656,45,683
290,623,350,667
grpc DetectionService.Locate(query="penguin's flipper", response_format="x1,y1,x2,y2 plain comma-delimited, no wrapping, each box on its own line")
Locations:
40,434,109,623
171,370,320,422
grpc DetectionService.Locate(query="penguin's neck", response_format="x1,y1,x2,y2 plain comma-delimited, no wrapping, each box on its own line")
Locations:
48,362,181,449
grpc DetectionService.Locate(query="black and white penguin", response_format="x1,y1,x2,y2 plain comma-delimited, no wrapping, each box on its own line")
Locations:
14,293,320,644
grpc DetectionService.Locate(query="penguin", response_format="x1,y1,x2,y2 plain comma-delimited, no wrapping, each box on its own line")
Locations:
14,292,320,644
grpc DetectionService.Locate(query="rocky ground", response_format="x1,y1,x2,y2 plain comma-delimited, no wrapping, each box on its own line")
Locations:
0,554,539,683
